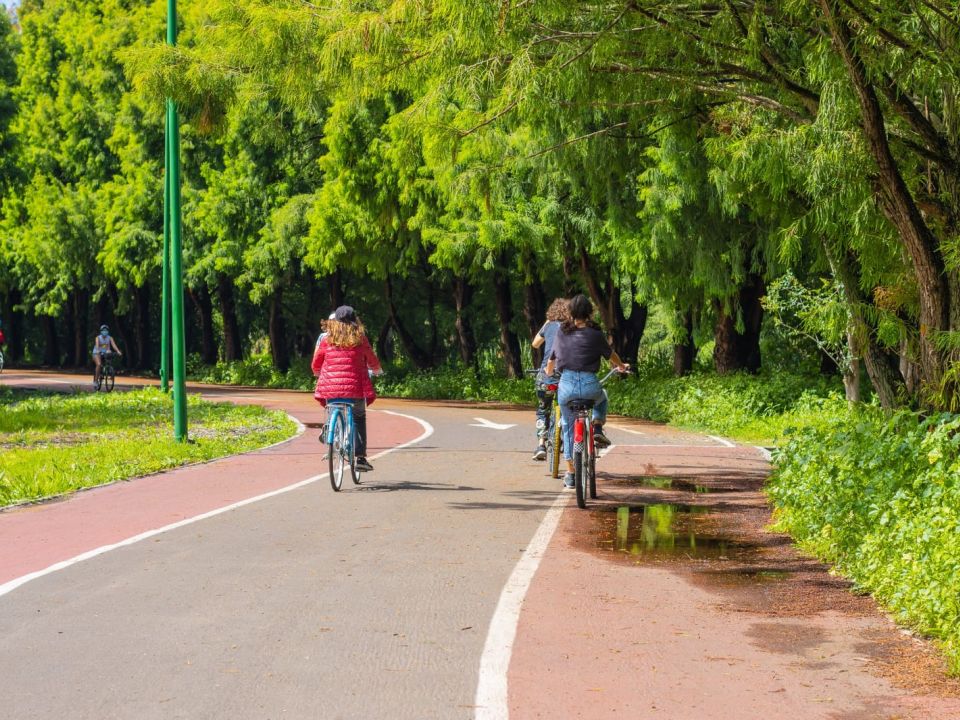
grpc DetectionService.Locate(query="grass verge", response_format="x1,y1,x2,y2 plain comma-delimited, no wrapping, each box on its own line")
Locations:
0,385,297,507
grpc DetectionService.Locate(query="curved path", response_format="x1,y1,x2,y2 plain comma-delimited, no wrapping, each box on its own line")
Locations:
1,370,958,719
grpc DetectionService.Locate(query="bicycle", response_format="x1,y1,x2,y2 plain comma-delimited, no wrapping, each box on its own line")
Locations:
568,367,629,509
93,352,117,392
527,369,564,479
324,400,360,491
0,347,4,374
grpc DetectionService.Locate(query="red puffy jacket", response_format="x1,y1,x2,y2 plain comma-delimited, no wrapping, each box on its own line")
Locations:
312,337,381,405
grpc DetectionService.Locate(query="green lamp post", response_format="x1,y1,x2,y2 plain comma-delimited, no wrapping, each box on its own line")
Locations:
164,0,188,440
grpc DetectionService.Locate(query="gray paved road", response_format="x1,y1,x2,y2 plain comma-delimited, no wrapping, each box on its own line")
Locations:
0,396,555,720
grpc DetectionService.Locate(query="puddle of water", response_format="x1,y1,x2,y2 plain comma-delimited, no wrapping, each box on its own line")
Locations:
595,504,749,560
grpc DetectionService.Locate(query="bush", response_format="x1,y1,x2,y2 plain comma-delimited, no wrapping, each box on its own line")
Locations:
769,408,960,673
609,367,840,442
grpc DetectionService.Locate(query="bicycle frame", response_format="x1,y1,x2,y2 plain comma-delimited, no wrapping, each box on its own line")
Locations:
325,402,355,450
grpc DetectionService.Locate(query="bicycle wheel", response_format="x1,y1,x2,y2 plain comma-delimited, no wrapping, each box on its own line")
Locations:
550,408,562,479
104,366,115,392
93,369,102,392
328,412,346,491
0,349,4,373
348,420,360,485
589,450,597,499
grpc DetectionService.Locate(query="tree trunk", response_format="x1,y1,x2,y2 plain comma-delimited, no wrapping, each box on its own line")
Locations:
41,314,59,366
522,272,547,368
269,289,290,372
713,277,764,375
134,285,150,370
577,247,647,364
376,321,394,364
820,0,948,392
190,286,218,364
453,276,478,367
673,310,696,377
328,269,345,310
384,275,435,370
2,290,24,362
217,275,243,362
493,256,523,378
843,331,862,404
72,290,89,368
823,240,905,410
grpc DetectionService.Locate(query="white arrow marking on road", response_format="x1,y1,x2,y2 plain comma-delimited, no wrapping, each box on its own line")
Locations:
470,417,517,431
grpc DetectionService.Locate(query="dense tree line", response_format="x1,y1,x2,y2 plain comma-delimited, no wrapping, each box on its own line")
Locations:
2,1,960,410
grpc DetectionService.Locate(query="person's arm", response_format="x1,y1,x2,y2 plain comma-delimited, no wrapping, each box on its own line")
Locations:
311,339,326,376
362,338,382,375
110,338,121,354
608,350,628,372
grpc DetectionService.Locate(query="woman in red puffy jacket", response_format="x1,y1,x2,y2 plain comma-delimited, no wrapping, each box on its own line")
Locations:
311,305,383,472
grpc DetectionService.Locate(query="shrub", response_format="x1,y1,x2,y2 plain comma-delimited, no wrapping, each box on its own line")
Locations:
769,408,960,673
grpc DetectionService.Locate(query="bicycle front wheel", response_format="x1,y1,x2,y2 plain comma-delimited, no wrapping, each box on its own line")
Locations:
349,424,360,485
550,410,562,479
589,450,597,499
104,367,115,392
328,414,346,491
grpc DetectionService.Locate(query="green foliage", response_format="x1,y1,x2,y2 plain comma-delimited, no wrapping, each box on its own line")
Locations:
609,367,841,443
0,386,297,506
186,353,314,390
770,408,960,673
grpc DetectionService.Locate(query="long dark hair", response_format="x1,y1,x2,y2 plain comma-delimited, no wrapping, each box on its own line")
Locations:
561,294,598,332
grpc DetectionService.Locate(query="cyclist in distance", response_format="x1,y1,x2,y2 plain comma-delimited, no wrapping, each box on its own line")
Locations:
530,298,569,461
311,306,382,472
92,324,122,385
545,294,629,488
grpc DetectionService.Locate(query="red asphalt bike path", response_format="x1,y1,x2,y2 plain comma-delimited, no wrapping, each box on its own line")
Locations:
0,379,425,589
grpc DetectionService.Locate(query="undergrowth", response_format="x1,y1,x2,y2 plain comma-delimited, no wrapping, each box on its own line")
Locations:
769,409,960,674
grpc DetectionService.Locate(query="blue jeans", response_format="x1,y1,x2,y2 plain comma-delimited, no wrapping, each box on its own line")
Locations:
557,371,608,461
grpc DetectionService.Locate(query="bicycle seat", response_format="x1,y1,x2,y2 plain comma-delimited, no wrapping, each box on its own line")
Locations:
566,399,596,412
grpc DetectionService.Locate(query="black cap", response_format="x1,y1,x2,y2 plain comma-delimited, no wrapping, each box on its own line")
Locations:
334,305,357,324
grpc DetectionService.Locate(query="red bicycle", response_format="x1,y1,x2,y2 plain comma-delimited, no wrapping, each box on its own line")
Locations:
569,368,628,509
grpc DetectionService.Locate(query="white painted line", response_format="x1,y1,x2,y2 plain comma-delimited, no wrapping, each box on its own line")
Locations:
598,443,617,458
607,424,645,436
470,417,517,431
0,409,434,599
707,435,736,448
475,490,566,720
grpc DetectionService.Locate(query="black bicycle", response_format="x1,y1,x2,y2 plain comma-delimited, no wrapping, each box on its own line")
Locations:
93,352,118,392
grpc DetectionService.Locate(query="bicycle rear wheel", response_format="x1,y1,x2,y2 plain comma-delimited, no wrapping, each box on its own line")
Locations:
104,366,115,392
574,450,586,509
328,413,346,491
93,369,102,392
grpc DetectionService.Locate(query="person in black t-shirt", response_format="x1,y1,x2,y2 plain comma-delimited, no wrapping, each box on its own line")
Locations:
546,294,628,488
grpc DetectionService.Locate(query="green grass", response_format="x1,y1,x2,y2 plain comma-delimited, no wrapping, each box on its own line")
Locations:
0,385,297,507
